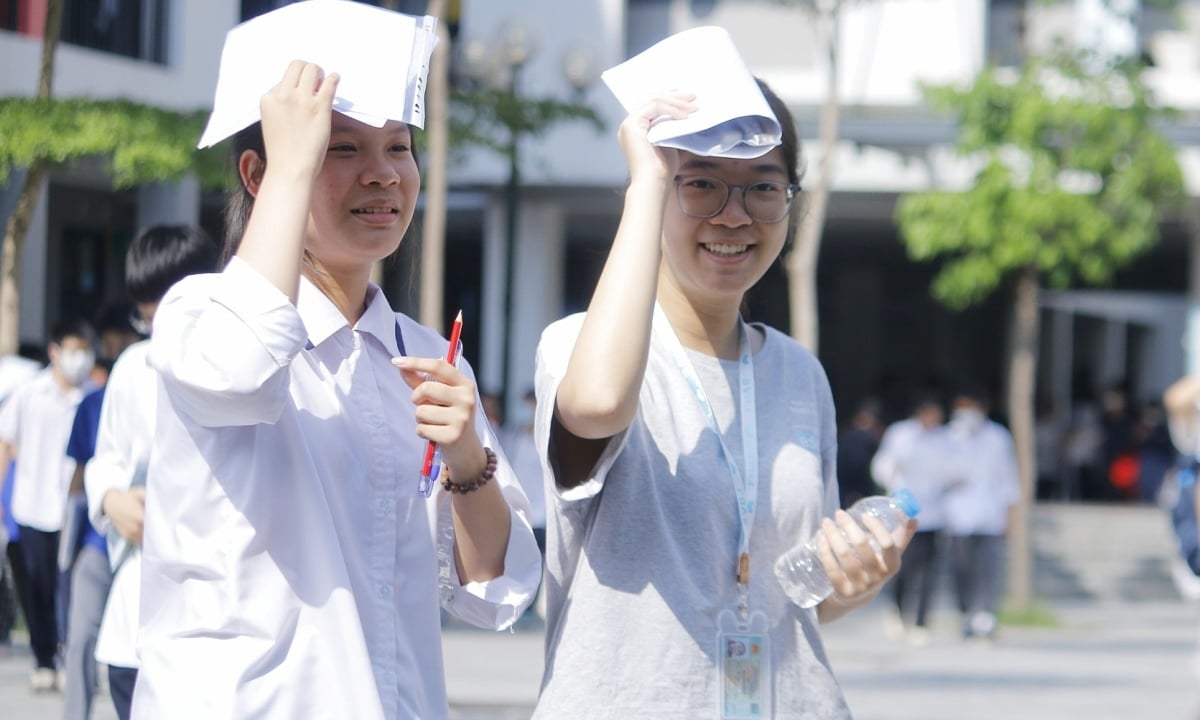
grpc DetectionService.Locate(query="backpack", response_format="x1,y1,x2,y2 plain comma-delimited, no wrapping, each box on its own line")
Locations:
1167,457,1200,576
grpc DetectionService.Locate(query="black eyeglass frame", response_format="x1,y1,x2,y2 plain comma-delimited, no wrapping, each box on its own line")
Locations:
673,175,803,225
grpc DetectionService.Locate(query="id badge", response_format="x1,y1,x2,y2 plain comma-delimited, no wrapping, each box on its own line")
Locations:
717,610,771,719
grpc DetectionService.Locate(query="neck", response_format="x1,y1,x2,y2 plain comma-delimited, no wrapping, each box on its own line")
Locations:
656,278,742,361
51,369,73,393
303,257,370,325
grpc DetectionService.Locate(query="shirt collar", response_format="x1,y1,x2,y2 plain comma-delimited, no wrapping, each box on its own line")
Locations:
297,276,403,357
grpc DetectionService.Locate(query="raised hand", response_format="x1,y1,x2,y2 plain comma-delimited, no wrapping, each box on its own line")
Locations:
260,60,341,183
617,91,697,185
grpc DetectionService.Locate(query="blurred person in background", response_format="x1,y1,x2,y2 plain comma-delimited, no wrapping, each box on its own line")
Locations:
58,303,142,717
943,383,1019,641
0,320,97,691
837,397,883,509
85,224,219,720
0,349,42,654
871,390,951,645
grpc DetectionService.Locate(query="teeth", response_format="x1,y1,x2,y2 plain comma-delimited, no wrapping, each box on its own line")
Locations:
353,207,394,214
704,243,749,256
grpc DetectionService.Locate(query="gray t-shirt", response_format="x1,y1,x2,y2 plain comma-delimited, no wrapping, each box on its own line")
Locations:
532,311,849,719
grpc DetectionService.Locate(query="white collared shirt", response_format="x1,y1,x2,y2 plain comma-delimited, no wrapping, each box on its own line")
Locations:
85,339,155,668
0,368,87,531
133,258,540,720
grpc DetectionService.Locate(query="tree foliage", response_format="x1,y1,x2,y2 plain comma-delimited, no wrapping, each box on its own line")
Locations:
0,97,226,190
896,49,1184,308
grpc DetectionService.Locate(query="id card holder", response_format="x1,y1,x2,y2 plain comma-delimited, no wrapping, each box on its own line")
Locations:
716,609,771,719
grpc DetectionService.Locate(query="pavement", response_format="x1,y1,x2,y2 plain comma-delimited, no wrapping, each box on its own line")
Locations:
2,597,1198,719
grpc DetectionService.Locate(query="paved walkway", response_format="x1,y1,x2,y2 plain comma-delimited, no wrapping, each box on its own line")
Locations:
3,597,1197,719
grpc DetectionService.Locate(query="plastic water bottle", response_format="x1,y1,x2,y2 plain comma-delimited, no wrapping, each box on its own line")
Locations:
774,488,921,609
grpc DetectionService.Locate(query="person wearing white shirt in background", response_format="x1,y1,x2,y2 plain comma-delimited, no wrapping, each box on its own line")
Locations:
942,384,1020,641
0,352,43,654
871,391,952,645
0,320,96,692
131,5,539,719
84,224,219,720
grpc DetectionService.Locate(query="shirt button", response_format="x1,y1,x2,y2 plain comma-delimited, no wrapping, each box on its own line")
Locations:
378,584,392,599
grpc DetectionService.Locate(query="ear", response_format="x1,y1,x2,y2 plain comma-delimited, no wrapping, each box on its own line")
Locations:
237,149,265,197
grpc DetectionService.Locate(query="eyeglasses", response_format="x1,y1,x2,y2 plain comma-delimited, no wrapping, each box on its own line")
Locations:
674,175,802,225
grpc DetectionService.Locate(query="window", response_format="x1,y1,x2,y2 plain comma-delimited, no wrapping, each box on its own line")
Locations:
61,0,169,65
986,0,1026,67
0,0,16,33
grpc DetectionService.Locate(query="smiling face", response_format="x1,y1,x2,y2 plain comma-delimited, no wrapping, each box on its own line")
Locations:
659,147,793,310
303,114,420,277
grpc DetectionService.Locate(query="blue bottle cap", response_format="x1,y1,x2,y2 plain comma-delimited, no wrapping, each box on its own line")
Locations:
891,488,922,518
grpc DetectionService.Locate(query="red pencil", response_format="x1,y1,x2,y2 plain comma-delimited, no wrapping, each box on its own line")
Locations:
418,310,463,495
445,309,463,365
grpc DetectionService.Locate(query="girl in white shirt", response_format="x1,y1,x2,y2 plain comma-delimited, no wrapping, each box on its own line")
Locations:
133,58,540,720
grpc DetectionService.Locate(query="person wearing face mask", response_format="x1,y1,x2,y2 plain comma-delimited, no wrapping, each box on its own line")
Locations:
942,383,1020,642
0,318,97,691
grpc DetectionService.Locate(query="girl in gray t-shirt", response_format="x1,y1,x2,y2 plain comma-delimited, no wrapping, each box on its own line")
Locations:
532,76,917,719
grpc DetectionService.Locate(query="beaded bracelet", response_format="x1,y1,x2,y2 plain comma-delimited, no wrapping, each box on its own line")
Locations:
441,447,497,494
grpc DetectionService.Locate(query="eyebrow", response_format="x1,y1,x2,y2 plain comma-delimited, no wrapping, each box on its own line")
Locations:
677,158,787,177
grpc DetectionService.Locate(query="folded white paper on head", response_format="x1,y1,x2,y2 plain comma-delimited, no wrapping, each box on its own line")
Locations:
197,0,439,149
601,26,780,159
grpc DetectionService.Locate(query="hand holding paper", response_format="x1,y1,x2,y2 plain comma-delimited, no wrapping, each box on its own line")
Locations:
601,26,781,160
198,0,439,149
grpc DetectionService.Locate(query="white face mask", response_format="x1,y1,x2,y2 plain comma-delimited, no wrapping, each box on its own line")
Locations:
952,407,985,432
57,348,95,386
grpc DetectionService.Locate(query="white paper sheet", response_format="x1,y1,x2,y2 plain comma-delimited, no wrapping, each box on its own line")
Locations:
601,26,780,159
198,0,439,148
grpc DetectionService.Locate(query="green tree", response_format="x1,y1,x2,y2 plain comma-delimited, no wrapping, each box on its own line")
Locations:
895,47,1184,612
0,1,219,354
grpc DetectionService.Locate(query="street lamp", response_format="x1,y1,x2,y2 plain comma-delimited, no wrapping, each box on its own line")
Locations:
455,23,601,417
499,23,530,420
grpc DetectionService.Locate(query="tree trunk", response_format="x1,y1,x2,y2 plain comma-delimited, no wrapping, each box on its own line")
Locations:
0,0,64,354
420,0,449,332
1005,265,1040,614
786,1,841,352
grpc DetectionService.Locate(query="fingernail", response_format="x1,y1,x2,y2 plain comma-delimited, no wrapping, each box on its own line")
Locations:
391,357,410,368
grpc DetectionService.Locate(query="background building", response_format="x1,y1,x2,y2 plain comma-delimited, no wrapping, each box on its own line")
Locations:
4,0,1200,497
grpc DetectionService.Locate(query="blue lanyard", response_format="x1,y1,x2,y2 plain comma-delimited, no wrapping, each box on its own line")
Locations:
654,304,758,607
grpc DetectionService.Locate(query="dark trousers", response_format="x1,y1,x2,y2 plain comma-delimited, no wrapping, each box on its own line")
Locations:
16,525,59,668
893,529,940,627
1,540,25,644
950,533,1005,617
108,665,138,720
